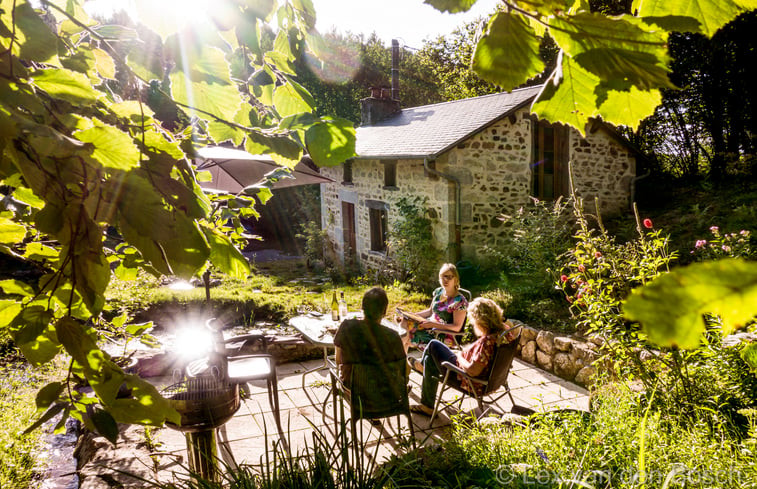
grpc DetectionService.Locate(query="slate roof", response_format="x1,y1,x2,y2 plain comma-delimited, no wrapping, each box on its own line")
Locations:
355,84,543,159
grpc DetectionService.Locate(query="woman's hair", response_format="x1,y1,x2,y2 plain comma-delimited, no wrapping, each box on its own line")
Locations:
438,263,460,292
467,297,504,335
362,287,388,321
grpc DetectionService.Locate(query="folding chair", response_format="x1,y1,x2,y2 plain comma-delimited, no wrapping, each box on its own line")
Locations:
330,358,416,454
430,327,522,426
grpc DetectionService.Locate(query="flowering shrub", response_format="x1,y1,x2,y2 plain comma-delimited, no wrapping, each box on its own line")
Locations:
690,226,753,261
558,202,677,342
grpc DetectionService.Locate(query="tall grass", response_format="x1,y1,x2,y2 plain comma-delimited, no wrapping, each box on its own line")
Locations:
0,360,58,488
446,384,757,488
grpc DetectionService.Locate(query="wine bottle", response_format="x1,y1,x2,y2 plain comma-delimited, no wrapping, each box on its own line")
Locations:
331,290,340,321
339,291,348,319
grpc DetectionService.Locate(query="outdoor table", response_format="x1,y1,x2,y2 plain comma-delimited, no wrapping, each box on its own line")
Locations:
288,312,406,390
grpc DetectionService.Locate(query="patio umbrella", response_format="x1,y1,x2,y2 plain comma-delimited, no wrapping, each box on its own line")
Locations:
194,146,334,193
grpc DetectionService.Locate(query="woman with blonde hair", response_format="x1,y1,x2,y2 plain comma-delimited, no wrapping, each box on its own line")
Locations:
397,263,468,351
408,297,507,416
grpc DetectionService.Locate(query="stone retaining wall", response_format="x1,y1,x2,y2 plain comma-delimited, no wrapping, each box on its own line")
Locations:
512,320,600,387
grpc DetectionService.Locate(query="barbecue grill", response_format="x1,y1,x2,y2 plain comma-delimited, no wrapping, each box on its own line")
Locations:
162,318,278,481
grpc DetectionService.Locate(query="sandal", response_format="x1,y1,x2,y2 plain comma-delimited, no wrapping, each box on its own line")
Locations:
410,404,433,416
407,357,424,374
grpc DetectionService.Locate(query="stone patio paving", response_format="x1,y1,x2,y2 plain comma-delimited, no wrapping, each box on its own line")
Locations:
77,354,589,488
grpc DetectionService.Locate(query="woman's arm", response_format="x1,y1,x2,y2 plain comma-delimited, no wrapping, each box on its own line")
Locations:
420,308,466,332
456,354,486,377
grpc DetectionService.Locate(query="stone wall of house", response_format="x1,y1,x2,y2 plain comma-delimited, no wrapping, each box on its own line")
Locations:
443,110,534,258
319,158,452,270
570,127,637,215
320,111,637,269
512,320,600,387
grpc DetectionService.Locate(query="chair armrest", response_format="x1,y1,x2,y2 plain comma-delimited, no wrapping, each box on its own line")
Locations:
440,361,487,385
441,361,466,376
431,328,465,336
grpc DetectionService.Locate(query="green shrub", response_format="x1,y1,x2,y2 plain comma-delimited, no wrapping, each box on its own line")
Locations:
479,197,575,331
386,197,442,292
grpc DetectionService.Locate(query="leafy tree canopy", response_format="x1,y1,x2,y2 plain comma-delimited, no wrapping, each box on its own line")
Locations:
0,0,355,440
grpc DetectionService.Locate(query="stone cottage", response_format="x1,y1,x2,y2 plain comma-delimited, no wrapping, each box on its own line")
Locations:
319,84,639,271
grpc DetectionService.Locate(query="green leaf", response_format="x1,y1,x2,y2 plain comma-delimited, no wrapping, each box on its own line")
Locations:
639,0,755,37
24,403,65,435
623,259,757,350
36,382,65,410
742,343,757,374
24,242,59,261
0,300,22,325
75,121,142,170
532,54,599,133
169,46,241,121
549,13,674,91
245,131,303,162
305,118,356,167
0,278,35,297
108,374,180,425
13,186,45,209
0,217,26,243
88,407,119,445
597,86,662,131
424,0,477,13
208,121,245,146
8,0,59,63
273,80,316,118
201,226,250,279
56,316,98,367
92,48,116,79
31,68,103,105
472,11,544,91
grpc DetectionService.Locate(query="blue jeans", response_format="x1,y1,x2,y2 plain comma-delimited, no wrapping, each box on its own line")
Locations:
420,339,458,408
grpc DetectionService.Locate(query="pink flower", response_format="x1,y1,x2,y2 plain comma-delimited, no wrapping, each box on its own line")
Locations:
722,245,731,253
643,218,653,229
560,274,569,283
695,240,707,249
594,251,602,258
710,226,719,233
566,296,573,303
578,264,585,273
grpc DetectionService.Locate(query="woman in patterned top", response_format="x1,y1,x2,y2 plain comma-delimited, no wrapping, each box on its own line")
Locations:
408,297,506,416
398,263,468,352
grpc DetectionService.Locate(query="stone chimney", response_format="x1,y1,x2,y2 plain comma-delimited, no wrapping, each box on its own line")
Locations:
360,39,401,125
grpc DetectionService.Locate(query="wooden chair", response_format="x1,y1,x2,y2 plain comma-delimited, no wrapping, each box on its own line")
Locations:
430,327,522,426
430,287,472,347
330,358,416,453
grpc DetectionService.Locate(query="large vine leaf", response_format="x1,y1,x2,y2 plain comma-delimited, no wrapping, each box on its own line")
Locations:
75,121,142,170
305,118,356,167
472,11,544,91
637,0,757,37
168,46,241,121
31,68,103,105
424,0,477,13
0,216,26,243
273,79,316,118
532,54,600,133
2,0,59,63
201,226,250,279
623,259,757,350
549,13,673,91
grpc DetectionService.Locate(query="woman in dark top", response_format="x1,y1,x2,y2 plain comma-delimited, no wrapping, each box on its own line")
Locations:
334,287,405,385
